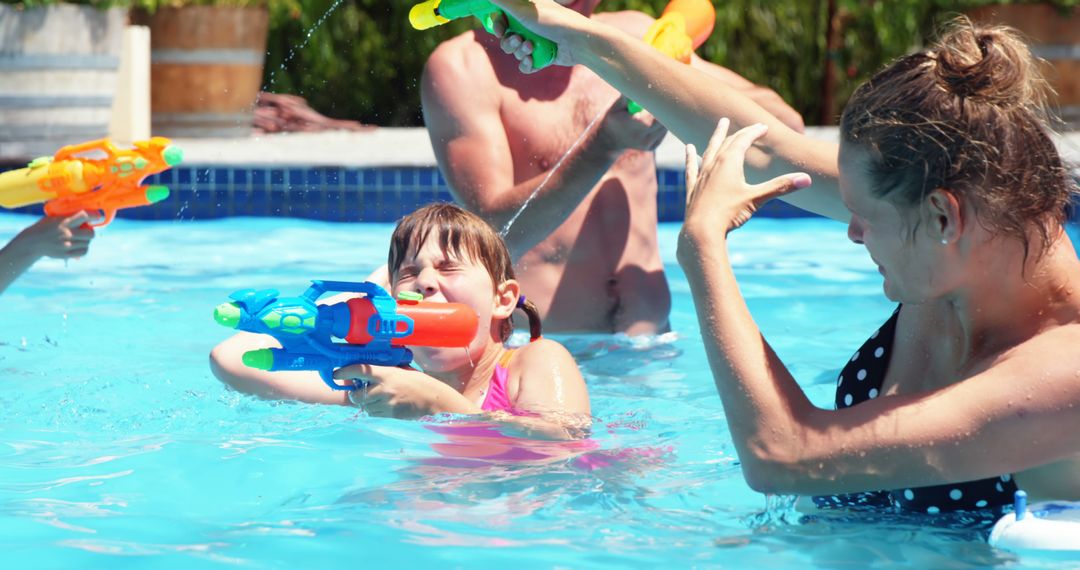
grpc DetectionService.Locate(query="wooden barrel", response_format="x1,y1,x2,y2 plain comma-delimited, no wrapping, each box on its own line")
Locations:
132,6,268,138
967,4,1080,127
0,5,124,160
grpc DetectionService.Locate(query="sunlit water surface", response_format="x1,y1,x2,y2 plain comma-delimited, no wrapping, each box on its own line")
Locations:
1,213,1074,568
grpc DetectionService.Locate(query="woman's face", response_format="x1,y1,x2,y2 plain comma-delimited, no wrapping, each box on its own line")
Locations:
839,143,947,304
391,234,499,373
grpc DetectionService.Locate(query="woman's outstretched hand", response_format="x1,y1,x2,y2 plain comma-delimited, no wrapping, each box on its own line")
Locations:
488,0,588,73
680,119,812,255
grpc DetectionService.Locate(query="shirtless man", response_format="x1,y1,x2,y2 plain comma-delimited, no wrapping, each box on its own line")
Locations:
422,0,804,334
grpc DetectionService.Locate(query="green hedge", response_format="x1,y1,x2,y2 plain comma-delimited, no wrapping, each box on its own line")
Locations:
262,0,981,126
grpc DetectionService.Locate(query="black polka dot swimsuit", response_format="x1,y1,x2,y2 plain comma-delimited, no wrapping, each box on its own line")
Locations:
812,306,1018,513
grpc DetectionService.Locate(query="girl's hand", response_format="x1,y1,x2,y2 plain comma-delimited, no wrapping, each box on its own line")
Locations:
333,364,467,419
488,0,588,73
681,119,811,247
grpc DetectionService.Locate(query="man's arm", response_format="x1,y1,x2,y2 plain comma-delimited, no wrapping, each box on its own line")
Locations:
421,37,664,259
489,1,848,221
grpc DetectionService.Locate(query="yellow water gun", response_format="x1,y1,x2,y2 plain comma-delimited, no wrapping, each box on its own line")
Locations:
630,0,717,114
0,137,183,227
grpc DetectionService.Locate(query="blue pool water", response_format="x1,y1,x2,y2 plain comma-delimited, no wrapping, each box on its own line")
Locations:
0,212,1068,568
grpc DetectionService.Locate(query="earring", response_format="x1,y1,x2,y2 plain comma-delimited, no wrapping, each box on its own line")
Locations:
940,238,948,245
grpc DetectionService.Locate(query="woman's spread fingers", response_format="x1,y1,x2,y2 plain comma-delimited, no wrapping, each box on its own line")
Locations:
754,172,813,203
724,123,768,159
684,144,699,204
702,118,731,166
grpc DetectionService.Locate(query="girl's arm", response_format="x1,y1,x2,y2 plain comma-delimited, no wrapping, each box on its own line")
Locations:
208,291,367,406
492,338,592,440
209,332,351,405
490,0,847,221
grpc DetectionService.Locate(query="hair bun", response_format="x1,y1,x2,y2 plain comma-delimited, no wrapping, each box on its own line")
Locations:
933,22,1044,107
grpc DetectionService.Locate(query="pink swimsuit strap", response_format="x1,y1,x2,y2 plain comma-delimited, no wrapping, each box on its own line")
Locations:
480,349,516,412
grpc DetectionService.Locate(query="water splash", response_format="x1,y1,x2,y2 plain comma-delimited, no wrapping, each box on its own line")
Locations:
499,101,611,238
744,494,803,528
263,0,347,94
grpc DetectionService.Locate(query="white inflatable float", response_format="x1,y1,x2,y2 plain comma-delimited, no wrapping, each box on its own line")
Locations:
989,491,1080,553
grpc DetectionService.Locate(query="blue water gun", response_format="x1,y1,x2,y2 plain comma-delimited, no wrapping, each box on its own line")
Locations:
213,280,479,391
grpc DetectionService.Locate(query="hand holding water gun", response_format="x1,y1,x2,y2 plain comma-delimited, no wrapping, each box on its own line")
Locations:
628,0,716,114
409,0,559,71
0,137,183,228
213,280,479,391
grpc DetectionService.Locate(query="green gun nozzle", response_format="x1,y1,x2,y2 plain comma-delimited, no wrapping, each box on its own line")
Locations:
162,145,184,166
214,302,242,329
243,349,274,371
145,185,170,204
410,0,445,30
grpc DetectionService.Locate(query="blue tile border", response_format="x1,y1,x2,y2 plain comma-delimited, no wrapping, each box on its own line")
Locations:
0,163,818,222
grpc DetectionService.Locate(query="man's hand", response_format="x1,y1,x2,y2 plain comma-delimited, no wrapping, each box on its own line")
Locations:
595,96,668,158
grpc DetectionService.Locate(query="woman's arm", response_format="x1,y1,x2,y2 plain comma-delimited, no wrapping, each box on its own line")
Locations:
679,121,1080,495
490,0,847,221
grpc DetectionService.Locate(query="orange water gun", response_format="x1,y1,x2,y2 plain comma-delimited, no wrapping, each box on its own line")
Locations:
0,137,184,227
629,0,717,114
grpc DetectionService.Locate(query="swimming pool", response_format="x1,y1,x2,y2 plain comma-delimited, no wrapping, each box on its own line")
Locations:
0,212,1070,568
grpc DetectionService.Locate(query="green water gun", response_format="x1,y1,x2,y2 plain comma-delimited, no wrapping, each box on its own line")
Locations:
409,0,559,71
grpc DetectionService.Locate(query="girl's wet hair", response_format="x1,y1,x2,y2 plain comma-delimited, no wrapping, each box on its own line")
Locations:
840,17,1077,258
388,202,541,341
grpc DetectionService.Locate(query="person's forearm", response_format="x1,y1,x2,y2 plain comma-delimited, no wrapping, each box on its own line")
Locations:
461,128,623,259
678,234,818,489
487,410,588,441
427,387,483,416
576,25,846,220
0,237,40,295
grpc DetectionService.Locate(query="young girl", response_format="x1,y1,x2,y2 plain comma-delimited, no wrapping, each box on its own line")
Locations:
210,203,591,440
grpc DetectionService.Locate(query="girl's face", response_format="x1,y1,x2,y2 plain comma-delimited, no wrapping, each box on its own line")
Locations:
839,144,950,304
391,234,510,373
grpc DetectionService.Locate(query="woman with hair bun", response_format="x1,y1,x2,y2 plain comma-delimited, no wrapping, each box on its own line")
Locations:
490,0,1080,511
